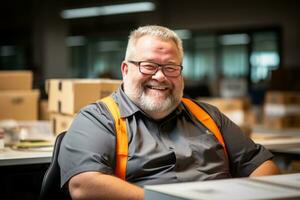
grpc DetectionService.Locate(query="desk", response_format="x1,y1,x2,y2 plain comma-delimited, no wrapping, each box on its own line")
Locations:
145,173,300,200
0,120,54,166
251,128,300,170
251,126,300,152
0,148,52,200
252,134,300,150
0,147,52,166
0,120,54,200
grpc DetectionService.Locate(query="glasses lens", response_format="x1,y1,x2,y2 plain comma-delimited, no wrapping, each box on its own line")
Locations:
163,65,181,77
139,62,158,75
138,61,182,77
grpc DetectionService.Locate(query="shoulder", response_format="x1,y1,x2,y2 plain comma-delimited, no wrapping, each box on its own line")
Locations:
79,101,113,120
69,101,116,135
194,100,220,113
193,99,223,119
182,98,228,129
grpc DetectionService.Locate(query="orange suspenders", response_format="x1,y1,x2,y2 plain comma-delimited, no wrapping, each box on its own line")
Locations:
101,96,128,180
181,98,228,156
100,96,227,180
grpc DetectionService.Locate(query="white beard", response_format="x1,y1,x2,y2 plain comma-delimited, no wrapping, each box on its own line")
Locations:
125,82,182,114
139,90,175,112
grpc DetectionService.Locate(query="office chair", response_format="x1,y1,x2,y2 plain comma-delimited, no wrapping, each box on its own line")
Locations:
39,131,71,200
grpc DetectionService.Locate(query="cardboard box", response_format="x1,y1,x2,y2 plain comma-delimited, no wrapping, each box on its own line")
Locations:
0,90,40,120
50,113,75,135
264,103,300,117
39,100,50,120
263,91,300,129
265,91,300,104
47,79,121,115
198,97,252,126
199,97,251,111
264,115,300,129
0,70,33,90
290,161,300,173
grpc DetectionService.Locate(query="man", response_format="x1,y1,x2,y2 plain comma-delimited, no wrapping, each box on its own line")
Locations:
58,25,280,200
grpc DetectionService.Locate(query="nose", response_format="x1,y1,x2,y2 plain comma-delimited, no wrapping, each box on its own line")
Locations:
151,67,167,82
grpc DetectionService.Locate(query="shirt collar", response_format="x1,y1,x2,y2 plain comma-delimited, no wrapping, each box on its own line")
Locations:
112,85,141,118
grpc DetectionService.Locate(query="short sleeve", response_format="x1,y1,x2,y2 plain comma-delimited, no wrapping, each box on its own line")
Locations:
198,102,274,177
218,111,273,177
58,103,116,187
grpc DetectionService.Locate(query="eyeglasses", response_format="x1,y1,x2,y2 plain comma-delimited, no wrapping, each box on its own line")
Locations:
128,60,183,77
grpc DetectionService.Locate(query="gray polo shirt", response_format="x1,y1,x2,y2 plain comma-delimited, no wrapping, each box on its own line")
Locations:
58,86,273,187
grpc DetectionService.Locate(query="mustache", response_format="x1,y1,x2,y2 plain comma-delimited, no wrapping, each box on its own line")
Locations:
143,80,172,89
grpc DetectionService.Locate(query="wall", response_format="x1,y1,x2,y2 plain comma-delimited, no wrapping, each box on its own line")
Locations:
32,1,70,79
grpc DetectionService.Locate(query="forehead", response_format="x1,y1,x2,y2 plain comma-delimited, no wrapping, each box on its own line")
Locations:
134,35,180,61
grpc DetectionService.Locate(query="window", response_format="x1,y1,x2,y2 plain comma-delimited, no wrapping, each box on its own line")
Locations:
67,36,127,79
250,32,280,83
0,45,26,70
183,35,217,81
180,28,281,102
219,33,249,78
67,28,281,104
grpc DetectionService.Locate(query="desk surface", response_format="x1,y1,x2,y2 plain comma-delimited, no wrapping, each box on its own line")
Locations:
0,120,54,166
0,147,52,166
251,126,300,152
252,134,300,151
145,173,300,200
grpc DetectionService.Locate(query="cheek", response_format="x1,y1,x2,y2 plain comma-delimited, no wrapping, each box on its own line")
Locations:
123,67,135,80
124,69,148,87
172,77,184,89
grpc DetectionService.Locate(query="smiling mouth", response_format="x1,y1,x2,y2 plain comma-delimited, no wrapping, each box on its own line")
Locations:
146,85,169,91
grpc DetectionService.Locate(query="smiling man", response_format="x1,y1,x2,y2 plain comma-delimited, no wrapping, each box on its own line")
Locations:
122,33,184,119
58,25,280,200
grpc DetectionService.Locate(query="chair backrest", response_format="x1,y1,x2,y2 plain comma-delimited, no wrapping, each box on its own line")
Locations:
39,131,71,200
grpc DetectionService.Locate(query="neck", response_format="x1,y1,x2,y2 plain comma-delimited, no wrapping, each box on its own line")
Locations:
144,104,178,120
146,110,171,120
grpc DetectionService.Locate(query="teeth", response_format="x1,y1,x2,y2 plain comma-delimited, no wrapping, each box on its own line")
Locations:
148,86,167,90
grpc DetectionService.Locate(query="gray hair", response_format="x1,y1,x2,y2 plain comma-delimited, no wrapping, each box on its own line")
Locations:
125,25,183,63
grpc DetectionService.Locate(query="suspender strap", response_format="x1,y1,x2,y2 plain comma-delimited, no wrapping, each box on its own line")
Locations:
100,96,227,180
100,96,128,180
181,97,228,156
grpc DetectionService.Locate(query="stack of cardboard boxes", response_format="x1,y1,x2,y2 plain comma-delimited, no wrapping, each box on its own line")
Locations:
0,71,40,120
264,91,300,129
46,79,122,135
198,97,253,136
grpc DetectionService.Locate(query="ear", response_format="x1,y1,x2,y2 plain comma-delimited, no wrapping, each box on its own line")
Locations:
121,61,129,77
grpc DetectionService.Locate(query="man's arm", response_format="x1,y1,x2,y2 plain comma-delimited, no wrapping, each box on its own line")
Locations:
68,171,144,200
249,160,281,177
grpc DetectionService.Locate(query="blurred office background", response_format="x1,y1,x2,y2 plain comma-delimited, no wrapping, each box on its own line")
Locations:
0,0,300,103
1,1,300,199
